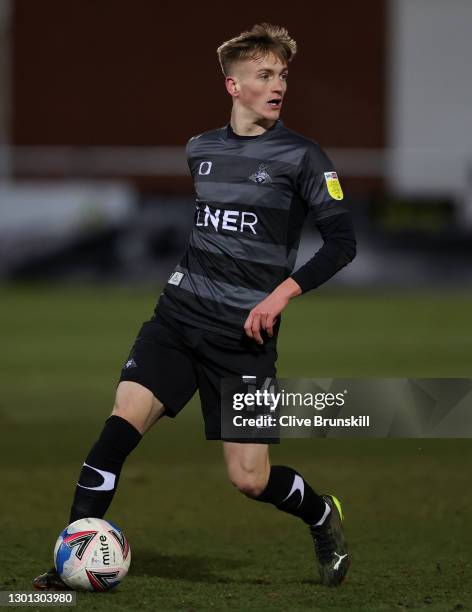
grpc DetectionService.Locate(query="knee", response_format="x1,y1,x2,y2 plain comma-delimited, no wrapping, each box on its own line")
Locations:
228,466,269,498
112,393,136,423
112,381,164,435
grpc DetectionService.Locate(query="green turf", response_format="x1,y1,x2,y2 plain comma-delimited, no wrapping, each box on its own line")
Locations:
1,285,472,611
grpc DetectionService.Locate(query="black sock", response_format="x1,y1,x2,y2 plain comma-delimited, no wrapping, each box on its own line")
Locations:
256,465,328,525
69,415,142,523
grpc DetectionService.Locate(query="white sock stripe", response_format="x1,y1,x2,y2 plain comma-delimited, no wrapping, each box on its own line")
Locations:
76,463,116,492
281,474,305,508
313,501,331,527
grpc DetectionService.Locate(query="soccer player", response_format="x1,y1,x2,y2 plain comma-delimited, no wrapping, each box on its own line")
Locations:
34,23,356,589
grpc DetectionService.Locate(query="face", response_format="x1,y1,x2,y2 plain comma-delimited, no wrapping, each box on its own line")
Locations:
226,52,288,122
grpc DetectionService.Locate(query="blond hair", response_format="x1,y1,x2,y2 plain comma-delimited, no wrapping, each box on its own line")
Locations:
217,23,297,76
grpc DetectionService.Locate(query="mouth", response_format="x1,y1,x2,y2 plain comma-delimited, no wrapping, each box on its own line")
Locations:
267,98,282,109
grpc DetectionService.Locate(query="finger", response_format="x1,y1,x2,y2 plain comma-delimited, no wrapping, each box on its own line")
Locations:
244,313,254,338
251,313,263,344
266,315,275,337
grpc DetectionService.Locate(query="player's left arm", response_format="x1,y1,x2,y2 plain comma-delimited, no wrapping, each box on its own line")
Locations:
244,144,356,344
290,212,356,292
244,276,302,344
243,215,356,343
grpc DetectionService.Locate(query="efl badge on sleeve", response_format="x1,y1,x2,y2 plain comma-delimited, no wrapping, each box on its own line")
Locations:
324,171,344,201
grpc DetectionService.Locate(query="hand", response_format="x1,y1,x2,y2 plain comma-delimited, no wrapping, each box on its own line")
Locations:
244,278,302,344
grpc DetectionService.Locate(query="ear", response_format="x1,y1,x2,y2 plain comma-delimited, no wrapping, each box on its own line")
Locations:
225,76,239,98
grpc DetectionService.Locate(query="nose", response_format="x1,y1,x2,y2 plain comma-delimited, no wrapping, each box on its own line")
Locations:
272,80,285,95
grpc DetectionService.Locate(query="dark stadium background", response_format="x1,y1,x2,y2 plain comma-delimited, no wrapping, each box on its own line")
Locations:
1,1,471,610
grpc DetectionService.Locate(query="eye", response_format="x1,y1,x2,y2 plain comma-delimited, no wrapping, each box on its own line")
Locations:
281,73,288,81
259,73,270,80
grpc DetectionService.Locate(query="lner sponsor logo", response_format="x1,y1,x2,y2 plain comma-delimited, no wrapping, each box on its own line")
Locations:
195,204,258,234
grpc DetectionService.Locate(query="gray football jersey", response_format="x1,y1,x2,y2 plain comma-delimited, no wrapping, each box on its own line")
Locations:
157,120,347,338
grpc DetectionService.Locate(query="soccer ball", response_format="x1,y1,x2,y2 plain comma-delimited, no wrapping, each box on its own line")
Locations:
54,517,131,591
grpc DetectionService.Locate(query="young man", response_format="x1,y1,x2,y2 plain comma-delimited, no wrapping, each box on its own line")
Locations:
34,23,356,589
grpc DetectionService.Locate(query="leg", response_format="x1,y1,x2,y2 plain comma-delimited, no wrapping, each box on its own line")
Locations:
223,441,270,498
223,441,349,586
223,441,327,523
70,314,200,523
34,316,198,590
33,381,165,591
112,380,165,434
69,381,165,523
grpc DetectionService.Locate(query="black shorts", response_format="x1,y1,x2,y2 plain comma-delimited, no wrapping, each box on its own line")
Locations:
118,311,278,442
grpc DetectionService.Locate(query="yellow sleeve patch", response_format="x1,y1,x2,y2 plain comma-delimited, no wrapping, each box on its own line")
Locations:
324,171,344,201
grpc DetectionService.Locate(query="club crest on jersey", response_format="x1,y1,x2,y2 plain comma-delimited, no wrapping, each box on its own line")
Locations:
324,171,344,200
249,164,272,184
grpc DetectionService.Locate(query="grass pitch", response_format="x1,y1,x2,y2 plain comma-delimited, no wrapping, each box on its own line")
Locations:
1,285,472,611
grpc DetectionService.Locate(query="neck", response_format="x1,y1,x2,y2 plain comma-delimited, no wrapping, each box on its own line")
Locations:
230,106,276,136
